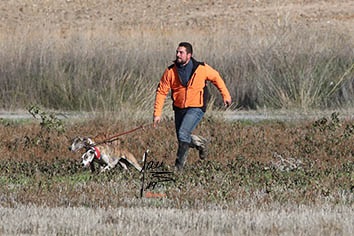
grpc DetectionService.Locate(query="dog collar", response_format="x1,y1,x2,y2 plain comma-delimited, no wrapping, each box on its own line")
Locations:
94,147,101,159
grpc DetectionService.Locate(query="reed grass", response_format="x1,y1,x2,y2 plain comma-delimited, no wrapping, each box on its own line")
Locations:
1,23,353,115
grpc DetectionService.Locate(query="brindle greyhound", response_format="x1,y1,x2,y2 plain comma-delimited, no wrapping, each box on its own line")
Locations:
69,137,143,173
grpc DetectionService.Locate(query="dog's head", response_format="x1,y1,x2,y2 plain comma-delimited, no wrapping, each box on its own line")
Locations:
81,148,96,167
69,137,95,152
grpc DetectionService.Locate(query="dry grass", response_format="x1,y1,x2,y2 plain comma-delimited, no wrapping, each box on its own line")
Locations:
1,204,353,235
1,24,353,111
1,1,354,111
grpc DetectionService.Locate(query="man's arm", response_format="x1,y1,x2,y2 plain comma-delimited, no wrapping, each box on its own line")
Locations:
153,116,161,128
153,69,171,127
205,64,232,106
224,98,232,107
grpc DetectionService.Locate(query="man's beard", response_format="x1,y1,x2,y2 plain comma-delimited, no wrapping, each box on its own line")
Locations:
175,57,186,65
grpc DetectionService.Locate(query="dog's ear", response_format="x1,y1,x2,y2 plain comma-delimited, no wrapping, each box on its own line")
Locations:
71,136,83,143
83,137,95,145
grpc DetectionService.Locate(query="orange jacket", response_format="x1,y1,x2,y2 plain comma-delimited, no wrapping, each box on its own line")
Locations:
154,59,231,117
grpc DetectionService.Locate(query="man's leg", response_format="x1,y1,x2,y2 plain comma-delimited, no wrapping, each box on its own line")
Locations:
175,141,190,170
174,108,204,170
190,134,209,160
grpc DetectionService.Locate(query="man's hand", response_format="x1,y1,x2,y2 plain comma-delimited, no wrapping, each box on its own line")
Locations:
153,116,161,128
224,99,232,108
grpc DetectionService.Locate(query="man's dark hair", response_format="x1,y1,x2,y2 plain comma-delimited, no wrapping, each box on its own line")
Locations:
178,42,193,54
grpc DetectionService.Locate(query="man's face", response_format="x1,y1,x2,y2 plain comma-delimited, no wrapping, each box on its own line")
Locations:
176,46,191,65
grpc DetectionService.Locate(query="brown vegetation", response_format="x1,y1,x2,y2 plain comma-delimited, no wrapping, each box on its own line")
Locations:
0,110,353,234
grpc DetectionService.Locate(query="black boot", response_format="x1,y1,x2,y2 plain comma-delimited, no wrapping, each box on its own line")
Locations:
175,141,190,171
190,135,208,160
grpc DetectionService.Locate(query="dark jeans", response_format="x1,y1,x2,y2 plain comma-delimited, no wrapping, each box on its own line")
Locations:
174,108,204,144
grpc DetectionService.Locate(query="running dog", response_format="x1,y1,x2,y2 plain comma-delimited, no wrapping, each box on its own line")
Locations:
69,136,143,173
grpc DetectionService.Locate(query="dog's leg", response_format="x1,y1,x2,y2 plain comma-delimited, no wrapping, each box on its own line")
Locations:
98,155,114,173
100,165,111,173
90,162,96,173
111,158,119,168
118,161,128,170
121,153,143,172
